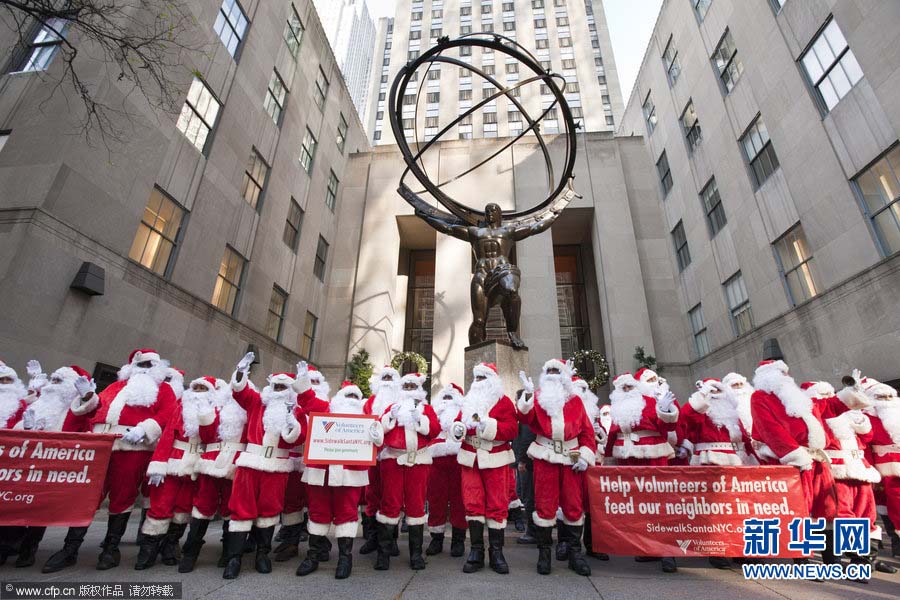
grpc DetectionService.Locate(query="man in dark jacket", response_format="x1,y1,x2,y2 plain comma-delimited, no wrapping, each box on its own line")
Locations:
512,421,537,544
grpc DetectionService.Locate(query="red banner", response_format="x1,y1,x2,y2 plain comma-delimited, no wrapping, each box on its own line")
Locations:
587,466,808,558
0,430,116,526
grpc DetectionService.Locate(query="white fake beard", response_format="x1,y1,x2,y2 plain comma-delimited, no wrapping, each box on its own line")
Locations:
609,388,645,430
537,373,571,418
118,372,162,407
118,362,168,384
313,382,331,401
217,399,247,441
261,387,294,433
706,398,743,442
871,400,900,444
396,389,426,427
636,379,659,398
577,388,601,421
753,369,811,418
727,386,754,431
330,394,365,415
599,409,611,432
461,377,502,427
180,389,212,438
28,382,77,430
0,381,26,424
435,396,463,432
371,381,401,416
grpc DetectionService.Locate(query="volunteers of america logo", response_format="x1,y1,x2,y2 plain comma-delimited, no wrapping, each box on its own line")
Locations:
676,540,691,554
322,421,336,433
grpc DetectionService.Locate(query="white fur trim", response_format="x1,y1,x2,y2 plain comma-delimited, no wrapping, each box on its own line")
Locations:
255,515,279,528
281,423,302,445
516,392,534,414
230,371,248,392
142,516,171,536
381,412,397,432
428,438,461,457
282,511,305,526
466,515,486,523
837,387,872,410
779,446,813,469
146,461,168,477
486,518,507,530
480,418,498,442
229,519,252,532
799,412,826,451
370,421,385,446
611,442,674,461
656,404,679,423
292,377,311,395
532,512,556,528
874,463,900,478
508,499,523,509
196,457,237,479
688,393,710,414
138,418,163,444
457,447,514,469
173,512,190,524
376,512,400,525
406,514,428,526
561,514,585,526
429,525,446,534
70,394,99,416
334,520,359,538
415,413,431,435
578,446,596,467
192,507,214,520
527,442,588,465
307,520,331,536
690,451,744,467
235,453,294,473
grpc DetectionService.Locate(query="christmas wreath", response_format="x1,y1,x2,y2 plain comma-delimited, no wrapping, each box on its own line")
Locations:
391,351,429,376
570,349,610,392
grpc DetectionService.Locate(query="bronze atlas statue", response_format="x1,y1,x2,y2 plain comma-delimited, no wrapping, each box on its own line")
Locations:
389,33,579,349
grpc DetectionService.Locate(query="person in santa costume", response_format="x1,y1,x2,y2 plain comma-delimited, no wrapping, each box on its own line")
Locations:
359,365,402,556
135,376,220,570
372,371,439,571
6,364,94,568
176,378,245,573
164,367,185,401
517,358,597,577
860,377,900,561
273,365,330,562
294,379,383,579
0,361,32,429
604,371,679,572
42,349,176,573
220,353,309,579
445,363,518,574
425,382,467,558
570,376,609,561
722,372,754,437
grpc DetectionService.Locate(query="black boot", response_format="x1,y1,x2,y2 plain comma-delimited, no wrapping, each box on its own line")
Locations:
254,526,275,573
450,527,466,557
848,552,873,584
217,521,229,568
359,515,378,555
134,535,163,570
708,556,730,569
335,537,353,579
273,523,301,562
408,525,426,570
295,534,322,576
0,526,25,566
317,536,332,562
555,521,570,561
242,532,256,554
390,523,400,557
42,526,88,573
425,532,444,556
463,521,485,573
298,517,309,543
821,530,839,565
567,526,591,576
488,527,509,574
14,527,46,568
222,529,248,579
373,522,392,571
159,522,186,566
875,559,897,573
886,515,900,558
135,508,148,545
536,526,552,575
178,518,210,573
511,507,526,533
661,556,678,573
97,512,130,570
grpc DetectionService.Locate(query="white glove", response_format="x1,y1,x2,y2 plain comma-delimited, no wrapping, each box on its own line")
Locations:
657,391,676,412
450,421,466,441
677,446,689,460
149,473,165,486
476,420,487,434
565,359,575,374
74,375,95,397
122,426,146,444
572,457,589,472
295,360,308,376
23,409,36,430
851,368,862,389
592,421,602,435
368,421,383,442
26,359,43,379
518,371,534,393
236,352,255,373
285,411,299,431
390,403,401,418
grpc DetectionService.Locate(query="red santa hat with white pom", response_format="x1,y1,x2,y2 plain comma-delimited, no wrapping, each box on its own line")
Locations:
800,381,835,400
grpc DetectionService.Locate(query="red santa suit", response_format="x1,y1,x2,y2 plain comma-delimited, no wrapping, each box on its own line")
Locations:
860,378,900,528
361,366,402,520
679,378,755,466
604,373,678,467
0,362,29,429
426,383,466,539
750,360,867,520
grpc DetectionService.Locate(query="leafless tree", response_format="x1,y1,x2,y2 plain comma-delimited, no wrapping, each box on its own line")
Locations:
0,0,206,147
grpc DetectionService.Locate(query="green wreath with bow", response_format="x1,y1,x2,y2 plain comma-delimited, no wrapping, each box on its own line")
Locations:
570,349,610,392
391,351,429,376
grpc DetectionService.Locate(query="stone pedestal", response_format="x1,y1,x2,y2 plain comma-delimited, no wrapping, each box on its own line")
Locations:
464,340,530,397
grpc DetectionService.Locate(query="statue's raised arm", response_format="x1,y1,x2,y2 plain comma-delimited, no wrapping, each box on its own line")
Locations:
399,183,470,241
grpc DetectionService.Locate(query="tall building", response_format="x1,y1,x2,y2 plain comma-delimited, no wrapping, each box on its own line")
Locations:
365,0,625,145
313,0,377,115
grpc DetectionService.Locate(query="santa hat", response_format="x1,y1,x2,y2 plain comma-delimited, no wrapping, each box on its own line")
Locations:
0,362,15,380
722,372,748,388
188,376,218,392
755,359,788,376
334,380,363,398
439,383,464,399
473,362,499,378
306,364,325,380
859,378,897,401
634,368,658,384
542,358,571,376
694,377,720,392
51,365,92,383
800,381,835,400
267,372,296,386
128,349,161,364
401,372,427,387
612,372,637,390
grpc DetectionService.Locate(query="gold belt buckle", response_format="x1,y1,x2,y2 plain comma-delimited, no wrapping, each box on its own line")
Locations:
471,437,481,449
628,432,640,443
553,440,564,454
407,450,417,464
264,446,274,459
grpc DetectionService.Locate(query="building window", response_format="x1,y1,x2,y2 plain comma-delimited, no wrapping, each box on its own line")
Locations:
404,250,435,372
693,0,712,21
662,36,681,85
411,11,423,21
461,25,472,34
657,151,673,196
483,64,495,76
301,312,317,359
212,246,245,315
561,58,575,70
712,30,743,94
176,78,221,154
672,220,691,271
800,18,863,112
481,3,492,14
460,46,472,56
503,2,515,11
559,36,572,48
642,92,657,134
773,225,819,305
284,5,305,57
532,0,544,8
314,67,329,110
724,272,753,336
483,112,497,124
241,149,269,211
508,110,522,122
299,128,317,174
427,91,440,103
605,115,614,126
16,18,69,72
740,116,780,188
0,131,9,153
283,197,304,252
536,39,549,49
336,114,348,152
373,130,382,141
461,6,472,16
410,30,421,40
459,89,472,101
700,177,727,237
214,0,248,58
681,100,702,151
689,304,710,357
325,170,339,211
534,17,546,29
431,27,442,38
855,145,900,255
128,187,185,277
264,70,287,125
314,235,329,281
265,286,288,342
433,9,443,19
555,246,593,358
481,23,493,33
503,21,515,31
557,16,569,26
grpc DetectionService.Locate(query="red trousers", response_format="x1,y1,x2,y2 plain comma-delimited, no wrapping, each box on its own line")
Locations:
282,471,307,525
364,464,382,517
378,460,429,525
143,475,195,534
99,450,153,514
883,476,900,525
460,464,508,528
192,475,233,519
227,467,288,532
533,459,585,527
507,466,521,508
307,482,362,538
835,480,876,531
427,456,466,532
800,462,838,520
